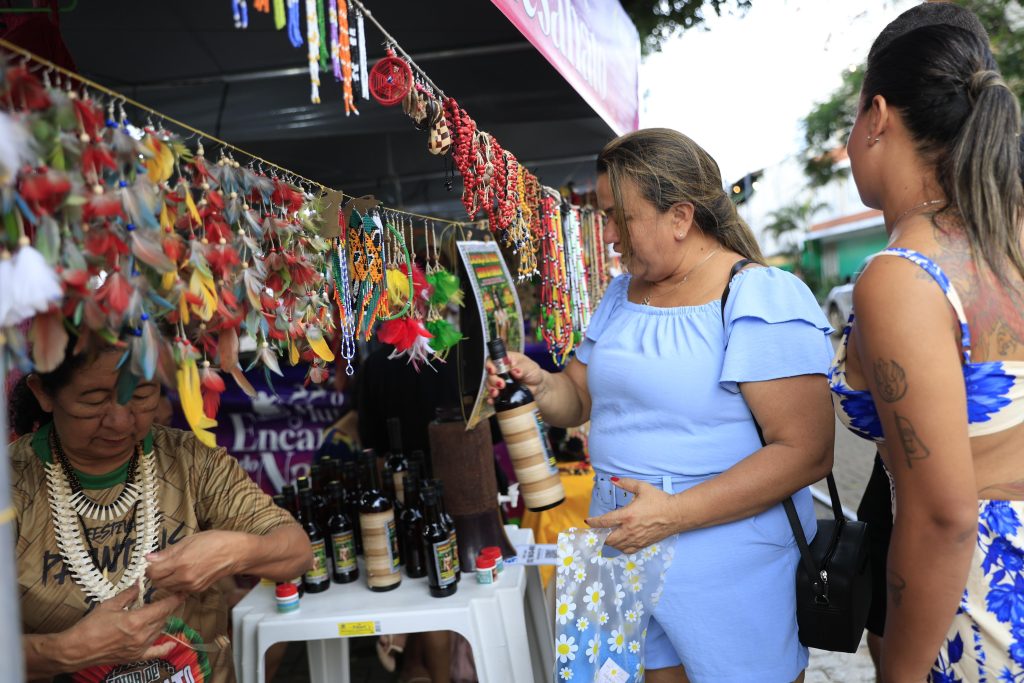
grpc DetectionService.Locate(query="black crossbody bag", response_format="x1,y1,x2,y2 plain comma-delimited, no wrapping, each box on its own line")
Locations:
721,259,872,653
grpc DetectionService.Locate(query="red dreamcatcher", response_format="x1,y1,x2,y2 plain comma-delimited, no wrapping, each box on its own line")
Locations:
369,48,413,106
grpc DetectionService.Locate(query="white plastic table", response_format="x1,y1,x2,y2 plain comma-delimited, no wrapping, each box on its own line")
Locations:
232,525,553,683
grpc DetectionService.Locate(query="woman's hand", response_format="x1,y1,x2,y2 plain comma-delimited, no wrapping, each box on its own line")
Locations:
585,477,682,554
61,586,184,668
484,350,546,404
146,530,248,594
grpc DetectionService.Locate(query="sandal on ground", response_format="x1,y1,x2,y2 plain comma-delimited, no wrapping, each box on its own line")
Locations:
375,634,406,673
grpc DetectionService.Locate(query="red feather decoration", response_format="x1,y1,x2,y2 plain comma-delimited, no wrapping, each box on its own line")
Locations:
94,270,132,315
2,67,51,111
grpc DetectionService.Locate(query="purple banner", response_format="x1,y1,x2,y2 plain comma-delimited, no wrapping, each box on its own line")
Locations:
172,364,348,494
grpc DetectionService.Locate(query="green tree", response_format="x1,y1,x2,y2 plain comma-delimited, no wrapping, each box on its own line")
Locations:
621,0,752,54
763,199,826,261
799,0,1024,188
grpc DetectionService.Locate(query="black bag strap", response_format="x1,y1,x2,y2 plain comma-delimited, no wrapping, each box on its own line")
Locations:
721,259,842,598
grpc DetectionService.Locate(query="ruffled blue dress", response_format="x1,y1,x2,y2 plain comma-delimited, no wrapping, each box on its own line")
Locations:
577,266,833,682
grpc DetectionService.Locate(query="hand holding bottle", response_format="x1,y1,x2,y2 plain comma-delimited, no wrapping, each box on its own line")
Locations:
484,350,546,404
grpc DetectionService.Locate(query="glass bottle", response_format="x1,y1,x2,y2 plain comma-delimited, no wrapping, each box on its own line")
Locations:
359,449,401,592
342,460,363,554
274,491,304,596
399,476,426,579
431,479,461,583
384,417,409,504
327,481,358,584
420,486,458,598
299,489,330,593
487,337,566,511
281,483,299,520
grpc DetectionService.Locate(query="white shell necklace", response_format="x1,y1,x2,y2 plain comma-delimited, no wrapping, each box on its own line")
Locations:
44,434,161,603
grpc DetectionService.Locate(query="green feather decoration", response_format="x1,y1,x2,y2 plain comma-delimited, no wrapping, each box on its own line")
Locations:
427,269,464,307
426,319,464,358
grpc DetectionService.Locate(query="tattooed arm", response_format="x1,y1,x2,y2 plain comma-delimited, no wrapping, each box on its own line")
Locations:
854,256,977,682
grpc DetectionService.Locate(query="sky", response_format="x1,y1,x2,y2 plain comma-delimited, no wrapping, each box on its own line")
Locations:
638,0,916,184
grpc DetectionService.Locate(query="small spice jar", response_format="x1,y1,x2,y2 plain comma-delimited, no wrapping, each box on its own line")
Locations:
475,555,497,584
480,546,504,574
276,582,301,613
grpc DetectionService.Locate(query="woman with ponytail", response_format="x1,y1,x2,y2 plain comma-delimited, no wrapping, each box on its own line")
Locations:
831,5,1024,680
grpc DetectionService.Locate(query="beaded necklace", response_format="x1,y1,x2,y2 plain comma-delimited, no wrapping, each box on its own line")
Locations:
330,233,357,375
563,205,591,338
539,191,574,365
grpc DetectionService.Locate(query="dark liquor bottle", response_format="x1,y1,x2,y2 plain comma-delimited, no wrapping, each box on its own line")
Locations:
342,460,363,554
274,491,304,596
326,481,358,584
384,418,409,505
399,476,426,579
308,466,330,531
420,486,458,598
281,483,299,520
299,490,330,593
487,338,566,512
359,450,401,592
432,479,461,582
409,449,429,480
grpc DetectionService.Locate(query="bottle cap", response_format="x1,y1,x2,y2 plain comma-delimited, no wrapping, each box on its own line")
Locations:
480,546,501,559
486,338,507,359
276,582,299,598
475,555,496,570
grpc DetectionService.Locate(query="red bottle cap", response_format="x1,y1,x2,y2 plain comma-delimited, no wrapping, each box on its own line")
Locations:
476,555,496,570
276,582,299,598
480,546,502,559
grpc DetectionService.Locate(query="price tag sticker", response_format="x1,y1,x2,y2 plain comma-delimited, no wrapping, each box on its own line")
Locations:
337,620,380,636
511,544,559,565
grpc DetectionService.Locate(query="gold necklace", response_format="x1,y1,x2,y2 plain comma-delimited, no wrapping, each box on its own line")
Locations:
889,199,944,232
641,248,720,306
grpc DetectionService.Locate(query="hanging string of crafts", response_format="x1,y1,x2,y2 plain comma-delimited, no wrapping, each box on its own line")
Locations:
226,0,616,363
0,42,467,449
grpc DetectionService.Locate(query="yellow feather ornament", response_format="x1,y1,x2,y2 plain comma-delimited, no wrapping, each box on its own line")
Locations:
176,357,217,447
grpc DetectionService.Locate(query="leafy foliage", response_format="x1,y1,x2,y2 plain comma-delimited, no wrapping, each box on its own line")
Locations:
798,0,1024,188
763,199,826,258
622,0,753,54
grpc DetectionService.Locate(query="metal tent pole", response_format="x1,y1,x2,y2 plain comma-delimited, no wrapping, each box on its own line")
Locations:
0,346,26,681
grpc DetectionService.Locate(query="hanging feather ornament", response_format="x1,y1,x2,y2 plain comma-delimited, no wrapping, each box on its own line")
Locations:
425,319,462,358
305,324,335,362
200,360,226,419
129,314,160,382
175,347,217,447
377,317,435,371
217,326,256,397
426,268,464,308
28,307,69,373
0,111,34,186
4,239,64,327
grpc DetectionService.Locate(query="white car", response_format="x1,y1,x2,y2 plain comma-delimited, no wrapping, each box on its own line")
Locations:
824,281,854,334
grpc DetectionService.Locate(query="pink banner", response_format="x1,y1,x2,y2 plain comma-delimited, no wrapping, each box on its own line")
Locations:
492,0,640,135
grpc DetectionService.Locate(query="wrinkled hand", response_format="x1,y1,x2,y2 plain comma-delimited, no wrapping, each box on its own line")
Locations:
64,586,184,668
585,477,681,554
146,530,246,594
484,351,546,404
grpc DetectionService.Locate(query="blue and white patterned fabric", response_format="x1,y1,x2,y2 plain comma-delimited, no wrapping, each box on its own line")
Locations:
930,500,1024,682
829,248,1024,442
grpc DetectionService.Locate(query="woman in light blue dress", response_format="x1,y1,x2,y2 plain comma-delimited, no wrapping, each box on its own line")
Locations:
487,128,835,682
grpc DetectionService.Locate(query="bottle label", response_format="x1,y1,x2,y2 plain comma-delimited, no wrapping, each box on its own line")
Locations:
534,413,559,475
387,519,401,569
306,539,329,585
448,530,461,574
332,530,357,575
393,471,407,505
432,538,457,587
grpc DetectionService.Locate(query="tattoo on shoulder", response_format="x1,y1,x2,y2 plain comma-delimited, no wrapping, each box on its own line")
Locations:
873,359,908,402
895,412,931,469
887,568,907,607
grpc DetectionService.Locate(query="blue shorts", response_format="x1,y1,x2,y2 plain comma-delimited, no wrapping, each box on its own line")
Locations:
590,471,815,683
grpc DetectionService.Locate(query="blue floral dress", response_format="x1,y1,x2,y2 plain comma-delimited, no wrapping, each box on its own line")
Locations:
828,248,1024,681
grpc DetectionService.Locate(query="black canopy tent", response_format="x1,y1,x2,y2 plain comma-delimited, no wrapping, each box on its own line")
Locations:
48,0,618,217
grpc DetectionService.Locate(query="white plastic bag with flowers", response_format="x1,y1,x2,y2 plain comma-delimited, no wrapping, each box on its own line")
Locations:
552,527,674,683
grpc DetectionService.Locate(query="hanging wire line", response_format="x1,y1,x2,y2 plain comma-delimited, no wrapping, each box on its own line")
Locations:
0,37,473,228
347,0,446,99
